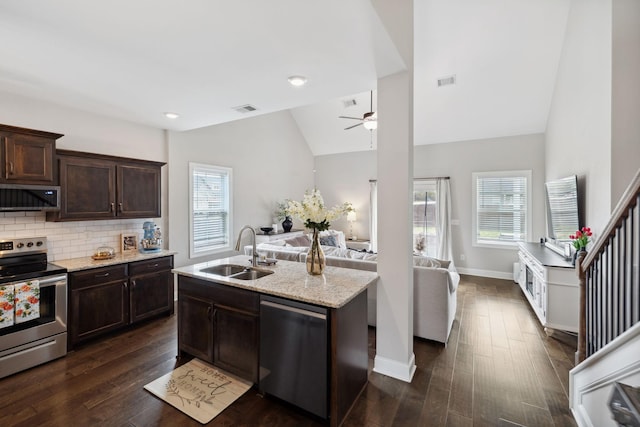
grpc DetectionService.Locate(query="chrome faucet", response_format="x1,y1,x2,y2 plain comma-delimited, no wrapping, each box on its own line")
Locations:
235,225,258,267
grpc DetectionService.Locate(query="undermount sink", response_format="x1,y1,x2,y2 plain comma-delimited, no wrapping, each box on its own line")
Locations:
199,264,274,280
200,264,246,276
231,269,274,280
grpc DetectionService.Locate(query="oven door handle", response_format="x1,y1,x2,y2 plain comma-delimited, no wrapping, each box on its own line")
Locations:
36,274,68,287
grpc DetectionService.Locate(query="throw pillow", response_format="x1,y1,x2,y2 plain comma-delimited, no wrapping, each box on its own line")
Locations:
413,256,441,268
436,259,451,269
319,235,338,247
284,235,312,247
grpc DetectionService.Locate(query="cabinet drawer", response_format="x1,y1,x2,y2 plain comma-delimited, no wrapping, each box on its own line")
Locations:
129,256,173,276
212,283,259,314
179,276,259,314
70,264,128,289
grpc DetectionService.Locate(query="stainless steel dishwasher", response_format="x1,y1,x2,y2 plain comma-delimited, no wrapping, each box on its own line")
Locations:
259,295,328,419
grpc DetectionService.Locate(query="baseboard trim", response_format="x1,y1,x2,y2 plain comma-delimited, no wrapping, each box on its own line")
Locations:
373,353,416,383
456,267,513,281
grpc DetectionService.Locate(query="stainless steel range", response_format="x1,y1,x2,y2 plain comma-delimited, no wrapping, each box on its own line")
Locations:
0,237,67,379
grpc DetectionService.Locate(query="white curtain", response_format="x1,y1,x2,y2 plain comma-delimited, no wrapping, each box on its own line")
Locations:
369,181,378,253
436,178,454,266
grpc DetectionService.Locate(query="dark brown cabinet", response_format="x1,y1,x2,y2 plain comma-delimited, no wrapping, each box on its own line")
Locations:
129,257,174,323
0,124,63,184
213,305,259,381
48,150,163,221
178,276,259,383
68,255,174,349
69,264,129,347
178,294,214,362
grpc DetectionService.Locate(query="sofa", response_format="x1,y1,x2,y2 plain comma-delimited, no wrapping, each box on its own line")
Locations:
247,230,460,344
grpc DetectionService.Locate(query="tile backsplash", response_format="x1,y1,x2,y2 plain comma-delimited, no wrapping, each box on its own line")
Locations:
0,211,154,262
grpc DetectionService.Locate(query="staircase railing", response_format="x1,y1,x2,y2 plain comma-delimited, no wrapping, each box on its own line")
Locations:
576,168,640,363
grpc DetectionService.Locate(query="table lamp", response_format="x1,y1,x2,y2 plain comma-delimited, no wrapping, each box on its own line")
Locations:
347,211,357,240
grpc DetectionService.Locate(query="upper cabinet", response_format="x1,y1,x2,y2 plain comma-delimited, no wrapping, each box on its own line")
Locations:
47,150,165,222
0,124,63,185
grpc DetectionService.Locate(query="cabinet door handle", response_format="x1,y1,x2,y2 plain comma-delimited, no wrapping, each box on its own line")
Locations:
148,263,159,269
118,203,123,212
8,161,14,175
207,306,213,321
123,281,128,289
131,279,136,289
110,202,115,212
95,272,110,278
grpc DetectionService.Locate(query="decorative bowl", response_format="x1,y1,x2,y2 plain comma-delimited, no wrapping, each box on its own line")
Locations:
260,227,274,234
92,246,116,260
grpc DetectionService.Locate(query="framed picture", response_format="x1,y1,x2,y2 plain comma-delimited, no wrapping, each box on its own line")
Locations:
121,233,138,253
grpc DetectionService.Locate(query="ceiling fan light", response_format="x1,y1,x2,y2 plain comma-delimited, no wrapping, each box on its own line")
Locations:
363,120,377,130
287,75,307,87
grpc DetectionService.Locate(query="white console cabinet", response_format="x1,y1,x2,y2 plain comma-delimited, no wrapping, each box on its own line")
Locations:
517,243,579,333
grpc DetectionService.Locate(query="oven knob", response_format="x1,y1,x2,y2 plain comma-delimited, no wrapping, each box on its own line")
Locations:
26,242,34,247
16,242,24,249
36,241,43,247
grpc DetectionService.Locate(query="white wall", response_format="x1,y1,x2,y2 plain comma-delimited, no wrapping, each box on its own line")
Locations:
167,110,314,268
0,91,167,261
314,133,546,278
314,150,377,240
545,0,612,234
612,0,640,206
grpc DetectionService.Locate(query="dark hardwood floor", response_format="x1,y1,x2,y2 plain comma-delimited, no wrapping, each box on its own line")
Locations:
0,275,577,427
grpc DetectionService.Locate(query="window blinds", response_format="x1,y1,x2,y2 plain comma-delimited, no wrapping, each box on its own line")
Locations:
476,175,528,243
192,166,229,253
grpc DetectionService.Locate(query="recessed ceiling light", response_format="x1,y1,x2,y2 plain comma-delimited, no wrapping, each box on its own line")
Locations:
164,112,179,119
287,75,307,87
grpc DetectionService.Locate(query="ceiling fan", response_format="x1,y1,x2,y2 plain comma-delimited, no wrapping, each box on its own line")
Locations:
339,91,377,130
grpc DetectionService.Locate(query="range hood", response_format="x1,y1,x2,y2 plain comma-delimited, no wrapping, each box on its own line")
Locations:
0,184,61,211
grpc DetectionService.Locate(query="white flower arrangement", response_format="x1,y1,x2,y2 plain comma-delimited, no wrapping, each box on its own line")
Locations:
287,189,352,231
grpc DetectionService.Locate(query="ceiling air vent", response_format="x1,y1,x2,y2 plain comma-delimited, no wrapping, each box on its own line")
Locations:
342,99,357,108
233,104,258,113
437,75,456,87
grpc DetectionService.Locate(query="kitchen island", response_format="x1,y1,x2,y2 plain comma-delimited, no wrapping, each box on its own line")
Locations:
172,254,378,427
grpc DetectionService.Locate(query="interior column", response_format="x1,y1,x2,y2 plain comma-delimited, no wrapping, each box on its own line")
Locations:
374,70,415,382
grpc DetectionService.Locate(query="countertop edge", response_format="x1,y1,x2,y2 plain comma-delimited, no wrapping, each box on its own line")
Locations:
172,256,377,309
52,250,177,271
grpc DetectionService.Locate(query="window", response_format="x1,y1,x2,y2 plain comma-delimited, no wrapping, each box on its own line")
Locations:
472,170,531,247
370,178,451,259
413,180,438,257
189,163,232,258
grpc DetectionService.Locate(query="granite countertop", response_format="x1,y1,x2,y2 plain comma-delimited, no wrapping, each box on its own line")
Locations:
52,250,177,272
172,254,378,309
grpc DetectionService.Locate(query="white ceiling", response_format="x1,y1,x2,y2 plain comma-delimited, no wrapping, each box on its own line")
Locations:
0,0,570,156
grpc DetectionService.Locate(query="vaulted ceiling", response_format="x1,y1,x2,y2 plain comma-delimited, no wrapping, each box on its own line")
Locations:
0,0,570,156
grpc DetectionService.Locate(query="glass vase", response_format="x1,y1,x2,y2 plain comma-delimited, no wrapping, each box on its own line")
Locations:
306,228,326,275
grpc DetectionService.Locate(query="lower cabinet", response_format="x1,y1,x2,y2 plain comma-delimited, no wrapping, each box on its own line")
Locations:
70,265,129,346
178,294,214,362
68,255,174,349
129,257,174,323
213,305,259,382
178,276,259,383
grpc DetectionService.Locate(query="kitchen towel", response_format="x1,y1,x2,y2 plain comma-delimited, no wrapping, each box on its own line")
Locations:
0,284,14,328
14,280,40,323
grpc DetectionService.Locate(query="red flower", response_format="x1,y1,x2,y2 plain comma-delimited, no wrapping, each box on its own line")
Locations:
570,226,592,251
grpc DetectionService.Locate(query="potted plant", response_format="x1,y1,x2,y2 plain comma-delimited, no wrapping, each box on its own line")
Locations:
287,189,352,275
